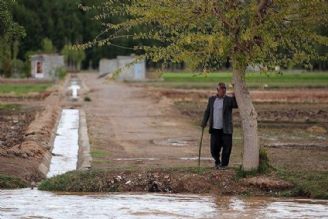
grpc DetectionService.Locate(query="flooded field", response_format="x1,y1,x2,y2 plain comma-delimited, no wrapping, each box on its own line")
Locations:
1,189,327,219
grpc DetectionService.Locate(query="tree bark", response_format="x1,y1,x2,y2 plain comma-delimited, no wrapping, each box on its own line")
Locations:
232,66,259,171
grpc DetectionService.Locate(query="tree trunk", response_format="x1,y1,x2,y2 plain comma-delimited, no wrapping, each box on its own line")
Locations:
232,66,259,171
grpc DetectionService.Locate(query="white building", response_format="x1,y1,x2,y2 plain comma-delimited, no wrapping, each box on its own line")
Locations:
31,54,65,79
99,55,146,81
99,59,118,76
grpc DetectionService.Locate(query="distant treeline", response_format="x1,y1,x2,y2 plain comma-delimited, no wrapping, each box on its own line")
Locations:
12,0,144,69
1,0,327,78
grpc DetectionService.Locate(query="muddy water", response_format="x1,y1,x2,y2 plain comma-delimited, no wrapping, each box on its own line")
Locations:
0,189,218,218
1,189,328,219
47,109,79,178
215,196,328,218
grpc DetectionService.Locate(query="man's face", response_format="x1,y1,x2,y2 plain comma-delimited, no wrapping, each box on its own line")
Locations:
217,85,226,97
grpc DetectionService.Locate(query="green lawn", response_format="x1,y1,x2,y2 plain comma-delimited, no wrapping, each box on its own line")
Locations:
158,71,328,89
0,83,51,95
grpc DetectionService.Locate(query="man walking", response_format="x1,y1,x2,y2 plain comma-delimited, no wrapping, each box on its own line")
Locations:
201,82,238,169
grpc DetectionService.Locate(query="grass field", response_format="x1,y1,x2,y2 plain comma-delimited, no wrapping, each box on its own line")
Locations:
0,104,21,111
0,83,51,95
278,170,328,199
155,71,328,89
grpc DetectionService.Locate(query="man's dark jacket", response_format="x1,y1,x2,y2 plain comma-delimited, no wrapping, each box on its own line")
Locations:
201,95,238,134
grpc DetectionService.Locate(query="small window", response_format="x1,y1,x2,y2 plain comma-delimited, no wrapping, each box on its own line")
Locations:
36,61,43,74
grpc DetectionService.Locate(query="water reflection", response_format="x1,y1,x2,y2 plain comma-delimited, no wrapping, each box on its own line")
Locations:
0,189,218,219
216,196,328,218
1,189,328,219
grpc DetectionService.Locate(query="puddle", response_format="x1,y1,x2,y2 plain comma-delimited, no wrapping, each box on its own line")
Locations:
179,157,213,161
1,189,328,219
215,196,328,218
0,189,218,219
47,109,79,178
113,157,213,162
153,137,195,147
115,158,160,161
264,143,328,150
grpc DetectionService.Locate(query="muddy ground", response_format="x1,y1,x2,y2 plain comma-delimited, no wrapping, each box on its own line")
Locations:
0,80,62,183
148,86,328,173
0,105,44,182
77,73,327,197
0,105,39,148
81,73,328,173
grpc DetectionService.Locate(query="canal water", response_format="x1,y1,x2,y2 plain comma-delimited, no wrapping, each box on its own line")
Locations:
0,189,327,218
0,106,327,218
47,109,79,178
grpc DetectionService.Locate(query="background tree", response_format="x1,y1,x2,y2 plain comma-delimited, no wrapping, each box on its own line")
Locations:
11,0,146,69
0,0,25,77
85,0,328,170
41,38,56,53
61,43,86,72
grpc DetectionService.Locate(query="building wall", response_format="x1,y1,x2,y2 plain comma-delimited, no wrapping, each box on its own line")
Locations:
134,61,146,80
99,59,118,75
118,56,146,81
31,54,65,79
99,56,146,81
117,56,136,81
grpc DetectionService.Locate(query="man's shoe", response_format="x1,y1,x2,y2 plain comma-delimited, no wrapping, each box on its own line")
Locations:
214,161,221,169
215,164,220,169
218,165,228,170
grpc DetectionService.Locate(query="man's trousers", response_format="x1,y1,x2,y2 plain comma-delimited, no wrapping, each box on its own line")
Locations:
210,129,233,166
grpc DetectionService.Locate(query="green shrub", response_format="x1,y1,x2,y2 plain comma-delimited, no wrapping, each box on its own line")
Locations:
84,96,92,102
258,147,270,174
236,148,271,178
39,170,112,192
55,67,67,80
0,174,27,189
235,166,258,178
278,170,328,199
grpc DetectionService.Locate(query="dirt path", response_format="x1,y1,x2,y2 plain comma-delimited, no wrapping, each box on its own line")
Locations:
81,73,215,170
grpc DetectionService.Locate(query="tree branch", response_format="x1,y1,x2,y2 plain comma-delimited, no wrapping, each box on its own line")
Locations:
212,6,234,31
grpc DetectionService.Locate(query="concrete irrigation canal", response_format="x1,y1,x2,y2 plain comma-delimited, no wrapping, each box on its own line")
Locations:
47,109,79,178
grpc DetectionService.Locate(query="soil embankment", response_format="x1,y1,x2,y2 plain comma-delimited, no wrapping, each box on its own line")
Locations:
39,168,293,197
0,80,63,185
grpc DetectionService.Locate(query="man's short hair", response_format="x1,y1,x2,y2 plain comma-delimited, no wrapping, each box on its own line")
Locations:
218,82,226,89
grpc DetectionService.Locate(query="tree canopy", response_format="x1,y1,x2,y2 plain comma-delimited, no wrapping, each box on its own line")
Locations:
0,0,25,77
86,0,328,170
84,0,328,71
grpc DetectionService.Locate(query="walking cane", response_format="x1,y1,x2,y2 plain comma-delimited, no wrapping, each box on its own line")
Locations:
198,127,205,167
